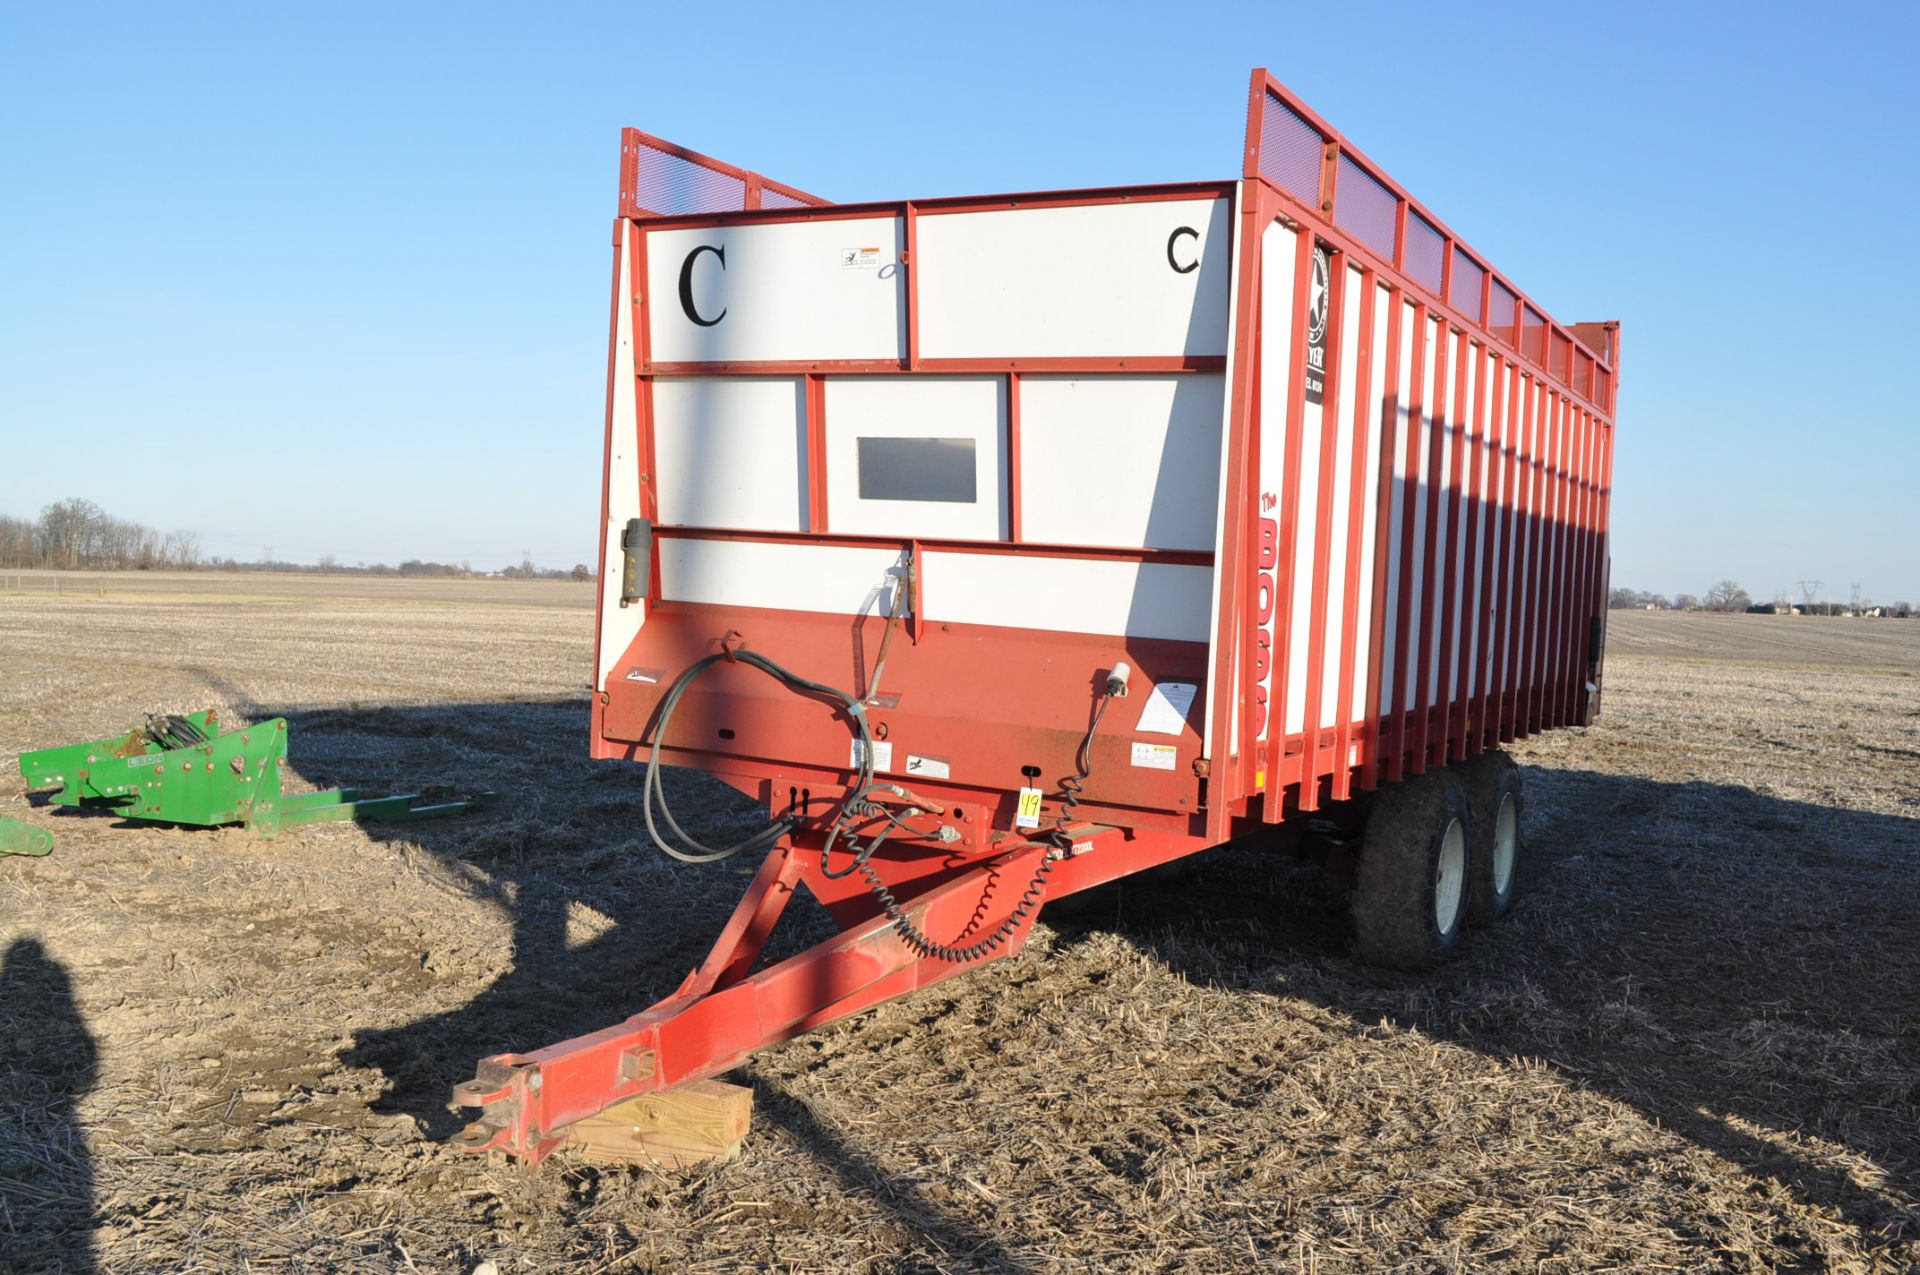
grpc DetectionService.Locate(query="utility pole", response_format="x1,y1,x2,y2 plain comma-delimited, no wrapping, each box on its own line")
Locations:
1850,582,1862,616
1796,579,1821,615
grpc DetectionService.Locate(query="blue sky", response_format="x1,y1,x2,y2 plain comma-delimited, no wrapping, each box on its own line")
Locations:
3,2,1916,602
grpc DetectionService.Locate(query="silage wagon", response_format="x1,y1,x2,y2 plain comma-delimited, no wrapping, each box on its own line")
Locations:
454,69,1619,1165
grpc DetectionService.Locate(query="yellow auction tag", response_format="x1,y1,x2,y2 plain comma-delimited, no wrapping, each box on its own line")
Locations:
1015,787,1043,829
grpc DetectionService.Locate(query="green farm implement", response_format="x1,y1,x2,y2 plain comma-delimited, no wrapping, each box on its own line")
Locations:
19,710,492,836
0,817,54,857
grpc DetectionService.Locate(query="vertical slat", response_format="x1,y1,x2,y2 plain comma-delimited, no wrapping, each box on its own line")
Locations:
1333,269,1377,800
1410,318,1450,774
1360,287,1405,792
1005,373,1023,543
1495,362,1524,743
803,376,828,533
1261,229,1316,817
1514,376,1543,738
1205,182,1269,841
1434,332,1471,762
1299,249,1347,810
1385,301,1428,783
1473,355,1509,751
1452,342,1488,757
631,222,658,526
904,202,921,371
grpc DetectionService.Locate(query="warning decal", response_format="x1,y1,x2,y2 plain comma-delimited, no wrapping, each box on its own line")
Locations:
1130,742,1178,771
840,246,883,269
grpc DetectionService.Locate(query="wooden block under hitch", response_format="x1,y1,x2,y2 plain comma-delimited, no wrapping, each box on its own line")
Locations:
565,1078,752,1168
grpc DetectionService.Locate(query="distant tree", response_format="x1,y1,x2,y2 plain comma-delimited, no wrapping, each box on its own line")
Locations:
1674,594,1700,611
317,553,337,573
1704,580,1751,613
1891,601,1913,619
570,563,592,582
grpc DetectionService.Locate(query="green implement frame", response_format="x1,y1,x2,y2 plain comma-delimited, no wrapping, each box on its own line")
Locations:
19,710,493,837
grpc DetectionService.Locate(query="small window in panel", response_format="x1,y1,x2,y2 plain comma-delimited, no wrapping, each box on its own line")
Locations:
857,438,977,504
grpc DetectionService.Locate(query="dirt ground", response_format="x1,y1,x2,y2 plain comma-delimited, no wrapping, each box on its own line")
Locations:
2,575,1916,1273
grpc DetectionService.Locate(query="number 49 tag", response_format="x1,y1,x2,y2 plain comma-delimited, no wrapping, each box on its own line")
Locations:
1015,787,1043,830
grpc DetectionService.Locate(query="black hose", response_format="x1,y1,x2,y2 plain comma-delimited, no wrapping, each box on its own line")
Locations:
640,649,873,864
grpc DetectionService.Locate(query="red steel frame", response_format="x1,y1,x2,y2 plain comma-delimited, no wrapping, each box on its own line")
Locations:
458,72,1619,1164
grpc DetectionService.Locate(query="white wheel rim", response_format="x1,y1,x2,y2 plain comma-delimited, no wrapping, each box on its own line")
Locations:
1435,817,1466,933
1492,791,1518,897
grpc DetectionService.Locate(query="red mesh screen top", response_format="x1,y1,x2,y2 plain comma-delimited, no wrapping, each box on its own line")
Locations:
1256,94,1324,204
1334,153,1397,261
1488,278,1519,345
1448,247,1485,322
621,130,828,218
1403,212,1445,294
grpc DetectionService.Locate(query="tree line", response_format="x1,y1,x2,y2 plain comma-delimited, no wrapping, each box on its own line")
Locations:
0,498,199,570
1611,582,1914,618
2,498,592,580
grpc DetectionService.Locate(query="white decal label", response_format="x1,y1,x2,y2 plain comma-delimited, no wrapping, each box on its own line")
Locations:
904,753,950,781
840,246,883,269
1130,741,1178,771
1133,681,1198,736
850,739,894,772
127,753,164,768
1014,787,1043,829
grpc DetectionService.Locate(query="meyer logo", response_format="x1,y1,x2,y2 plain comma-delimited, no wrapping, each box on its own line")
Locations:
1304,243,1329,405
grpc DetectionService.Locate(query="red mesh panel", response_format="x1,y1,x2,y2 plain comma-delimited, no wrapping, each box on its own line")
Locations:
1334,152,1397,260
1404,211,1444,294
1257,93,1324,204
632,139,747,216
1488,278,1519,346
1448,247,1485,321
1522,305,1546,361
1595,366,1612,409
760,187,813,211
1549,330,1571,381
1575,350,1594,399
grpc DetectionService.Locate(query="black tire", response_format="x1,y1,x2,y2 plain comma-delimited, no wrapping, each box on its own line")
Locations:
1462,750,1523,924
1351,773,1472,970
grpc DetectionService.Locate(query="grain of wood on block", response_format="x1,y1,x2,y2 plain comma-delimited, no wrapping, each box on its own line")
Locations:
566,1078,753,1168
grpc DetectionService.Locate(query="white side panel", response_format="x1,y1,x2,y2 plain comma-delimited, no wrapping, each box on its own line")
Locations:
596,241,645,690
646,217,905,363
1019,375,1224,551
652,378,807,531
1282,352,1322,738
824,377,1006,540
1402,314,1435,711
1379,300,1415,714
1318,265,1363,731
659,540,906,617
1465,346,1492,701
1427,322,1451,708
1256,222,1300,741
923,553,1212,643
1350,284,1390,723
917,199,1231,359
1198,185,1244,760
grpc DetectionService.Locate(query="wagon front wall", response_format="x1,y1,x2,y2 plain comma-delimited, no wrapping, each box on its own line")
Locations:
592,164,1247,840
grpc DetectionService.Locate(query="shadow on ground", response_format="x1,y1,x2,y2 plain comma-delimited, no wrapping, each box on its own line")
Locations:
0,938,98,1274
1049,765,1920,1260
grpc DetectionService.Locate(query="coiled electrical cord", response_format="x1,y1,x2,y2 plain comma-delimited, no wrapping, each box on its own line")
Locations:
641,648,874,864
852,693,1112,964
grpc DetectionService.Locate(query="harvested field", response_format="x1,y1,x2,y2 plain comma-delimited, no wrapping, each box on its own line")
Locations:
2,578,1917,1273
